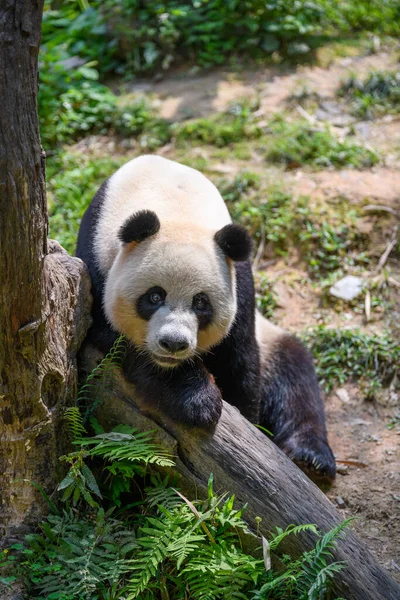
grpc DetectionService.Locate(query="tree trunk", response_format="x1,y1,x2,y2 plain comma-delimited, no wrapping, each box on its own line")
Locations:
0,2,92,539
81,345,400,600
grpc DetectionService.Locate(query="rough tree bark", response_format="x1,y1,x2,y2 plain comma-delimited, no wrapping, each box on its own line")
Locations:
81,346,400,600
0,2,92,538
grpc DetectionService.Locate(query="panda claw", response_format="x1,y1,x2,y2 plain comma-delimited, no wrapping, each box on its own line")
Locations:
280,435,336,490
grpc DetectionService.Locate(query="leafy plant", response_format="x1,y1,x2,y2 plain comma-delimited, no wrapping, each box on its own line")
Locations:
266,116,379,169
321,0,400,36
175,101,263,147
7,508,135,600
255,274,277,319
302,326,400,396
219,175,368,279
47,152,124,253
78,334,128,423
339,70,400,119
218,171,261,204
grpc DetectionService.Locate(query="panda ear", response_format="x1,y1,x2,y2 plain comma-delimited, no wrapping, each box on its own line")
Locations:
118,210,160,245
214,223,253,262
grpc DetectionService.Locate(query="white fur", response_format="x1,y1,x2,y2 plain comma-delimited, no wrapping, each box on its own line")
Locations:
255,311,284,370
95,155,232,274
95,156,237,359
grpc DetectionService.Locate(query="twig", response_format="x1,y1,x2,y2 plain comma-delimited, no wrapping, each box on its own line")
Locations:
252,221,265,272
363,204,399,217
376,225,399,273
335,459,369,468
296,104,316,124
388,277,400,288
365,290,371,323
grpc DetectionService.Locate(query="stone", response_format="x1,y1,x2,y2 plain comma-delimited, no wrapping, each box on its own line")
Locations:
330,275,364,301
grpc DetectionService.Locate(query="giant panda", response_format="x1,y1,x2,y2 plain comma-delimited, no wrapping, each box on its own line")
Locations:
76,155,336,483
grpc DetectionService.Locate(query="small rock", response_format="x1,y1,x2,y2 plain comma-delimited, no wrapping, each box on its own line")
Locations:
336,388,350,403
336,465,349,475
335,496,346,509
330,275,364,301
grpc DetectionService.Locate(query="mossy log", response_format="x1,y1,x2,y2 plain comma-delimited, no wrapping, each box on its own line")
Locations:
81,345,400,600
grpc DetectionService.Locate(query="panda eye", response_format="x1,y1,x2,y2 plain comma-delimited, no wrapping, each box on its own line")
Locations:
147,287,166,305
150,293,161,304
192,293,209,311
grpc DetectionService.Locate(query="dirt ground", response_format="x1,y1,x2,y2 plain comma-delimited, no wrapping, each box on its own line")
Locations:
106,44,400,582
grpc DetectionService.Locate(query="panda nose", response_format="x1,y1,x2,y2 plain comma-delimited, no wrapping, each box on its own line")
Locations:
159,337,189,354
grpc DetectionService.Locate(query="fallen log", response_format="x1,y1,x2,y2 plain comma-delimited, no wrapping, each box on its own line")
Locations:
82,346,400,600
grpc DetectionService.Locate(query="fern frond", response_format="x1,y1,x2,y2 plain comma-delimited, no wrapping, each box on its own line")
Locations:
23,509,135,599
64,406,86,440
145,476,184,512
297,518,352,598
77,426,175,468
79,334,127,422
269,523,319,550
307,562,348,600
126,516,180,598
183,543,263,600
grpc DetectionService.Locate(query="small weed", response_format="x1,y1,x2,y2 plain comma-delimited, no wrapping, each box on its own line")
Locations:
175,101,263,147
217,171,261,203
296,205,369,278
387,414,400,430
266,116,379,169
339,70,400,119
255,274,277,319
302,326,400,397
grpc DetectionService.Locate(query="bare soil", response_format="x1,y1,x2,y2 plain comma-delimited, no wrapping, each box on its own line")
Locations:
114,44,400,581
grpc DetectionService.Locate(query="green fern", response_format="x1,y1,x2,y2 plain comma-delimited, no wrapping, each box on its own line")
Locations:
9,508,135,600
269,524,319,550
78,425,174,468
64,406,86,440
126,514,182,597
79,334,127,423
296,519,353,599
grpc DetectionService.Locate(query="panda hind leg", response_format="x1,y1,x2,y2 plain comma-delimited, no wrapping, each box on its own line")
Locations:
259,330,336,487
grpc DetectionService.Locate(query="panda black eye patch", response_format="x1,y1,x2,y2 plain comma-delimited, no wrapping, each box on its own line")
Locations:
136,287,166,320
192,293,213,330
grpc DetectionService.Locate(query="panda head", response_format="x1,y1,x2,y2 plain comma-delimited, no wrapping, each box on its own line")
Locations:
103,210,253,368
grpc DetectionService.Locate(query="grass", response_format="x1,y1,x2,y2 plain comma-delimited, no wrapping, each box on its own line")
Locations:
339,70,400,119
174,100,263,147
216,172,369,279
255,274,277,319
265,116,379,169
302,326,400,397
47,152,125,253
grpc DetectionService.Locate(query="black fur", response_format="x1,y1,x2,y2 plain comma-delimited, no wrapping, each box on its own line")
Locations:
76,179,117,353
260,335,336,482
203,261,261,423
136,287,166,321
214,224,253,262
123,349,222,428
119,210,160,244
192,293,213,330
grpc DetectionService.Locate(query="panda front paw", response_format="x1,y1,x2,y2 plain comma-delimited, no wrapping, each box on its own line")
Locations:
178,380,222,429
280,433,336,489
